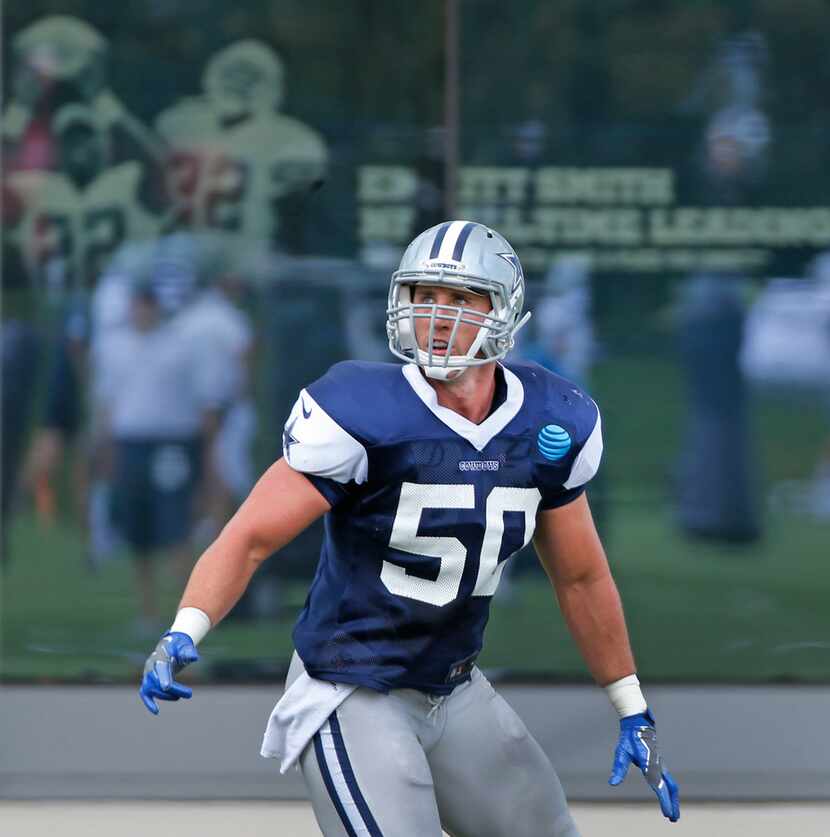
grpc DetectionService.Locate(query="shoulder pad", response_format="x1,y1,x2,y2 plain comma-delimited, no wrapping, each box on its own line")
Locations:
509,360,603,489
563,402,602,489
283,386,368,485
305,361,406,446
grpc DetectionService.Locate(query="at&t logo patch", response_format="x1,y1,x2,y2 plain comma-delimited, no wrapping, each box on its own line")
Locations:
537,425,572,461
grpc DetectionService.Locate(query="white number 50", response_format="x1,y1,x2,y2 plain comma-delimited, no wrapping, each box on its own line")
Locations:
381,483,541,606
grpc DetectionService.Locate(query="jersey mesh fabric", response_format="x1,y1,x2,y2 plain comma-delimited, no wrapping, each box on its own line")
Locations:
286,360,601,693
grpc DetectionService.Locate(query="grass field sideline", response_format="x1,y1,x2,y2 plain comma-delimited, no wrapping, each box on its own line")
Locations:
2,503,827,683
2,358,827,683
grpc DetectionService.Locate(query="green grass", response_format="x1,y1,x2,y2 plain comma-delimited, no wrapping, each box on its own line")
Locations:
2,355,828,684
3,503,828,684
482,505,830,682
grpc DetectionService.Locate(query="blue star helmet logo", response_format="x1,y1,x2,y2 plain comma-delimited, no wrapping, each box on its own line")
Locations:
496,252,524,293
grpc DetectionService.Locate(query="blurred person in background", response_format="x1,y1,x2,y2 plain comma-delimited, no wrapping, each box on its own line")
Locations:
85,234,206,567
173,233,257,544
90,258,227,632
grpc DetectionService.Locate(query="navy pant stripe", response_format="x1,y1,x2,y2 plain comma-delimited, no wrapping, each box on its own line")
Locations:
330,710,384,837
313,729,358,837
451,221,477,261
429,222,452,259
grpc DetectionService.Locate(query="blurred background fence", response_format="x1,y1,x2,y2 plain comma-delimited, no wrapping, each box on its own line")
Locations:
2,0,829,698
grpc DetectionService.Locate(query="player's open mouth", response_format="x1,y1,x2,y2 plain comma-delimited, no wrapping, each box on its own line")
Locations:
430,340,449,354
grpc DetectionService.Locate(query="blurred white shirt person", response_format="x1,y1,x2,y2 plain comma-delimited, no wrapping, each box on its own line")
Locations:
93,280,224,631
174,272,256,539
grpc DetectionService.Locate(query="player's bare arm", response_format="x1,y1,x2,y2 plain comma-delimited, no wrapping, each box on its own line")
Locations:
138,458,328,715
535,492,680,822
180,457,330,625
534,493,636,686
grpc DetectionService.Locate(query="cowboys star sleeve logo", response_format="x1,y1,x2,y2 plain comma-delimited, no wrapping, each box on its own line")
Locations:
283,413,300,460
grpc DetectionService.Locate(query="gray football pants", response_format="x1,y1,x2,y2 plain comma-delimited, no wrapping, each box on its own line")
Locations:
292,661,580,837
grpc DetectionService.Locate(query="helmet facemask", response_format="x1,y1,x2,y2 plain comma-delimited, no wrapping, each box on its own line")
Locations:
387,268,529,381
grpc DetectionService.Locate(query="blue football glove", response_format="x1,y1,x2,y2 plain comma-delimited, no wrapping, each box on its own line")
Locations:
609,709,680,822
139,631,199,715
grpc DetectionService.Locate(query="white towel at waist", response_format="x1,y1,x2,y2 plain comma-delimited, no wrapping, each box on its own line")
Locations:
260,661,356,773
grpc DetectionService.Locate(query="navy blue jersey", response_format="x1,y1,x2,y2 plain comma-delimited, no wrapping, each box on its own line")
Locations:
283,360,602,694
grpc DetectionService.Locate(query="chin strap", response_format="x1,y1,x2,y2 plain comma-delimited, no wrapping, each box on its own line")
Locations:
422,363,468,381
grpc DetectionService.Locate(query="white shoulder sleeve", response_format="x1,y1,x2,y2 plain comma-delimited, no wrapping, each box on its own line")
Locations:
283,389,368,485
563,403,603,489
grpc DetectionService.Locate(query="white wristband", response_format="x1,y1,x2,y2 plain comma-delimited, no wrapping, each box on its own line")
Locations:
605,674,648,718
169,607,212,646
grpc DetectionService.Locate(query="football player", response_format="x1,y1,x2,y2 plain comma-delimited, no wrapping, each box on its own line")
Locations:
155,39,327,246
4,15,108,158
5,103,164,294
5,15,164,171
171,233,257,536
140,221,680,835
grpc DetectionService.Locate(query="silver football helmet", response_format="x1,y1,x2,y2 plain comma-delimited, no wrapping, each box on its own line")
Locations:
387,221,531,380
13,16,108,105
203,40,284,119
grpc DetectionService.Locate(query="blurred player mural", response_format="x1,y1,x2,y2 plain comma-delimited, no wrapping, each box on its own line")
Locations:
4,15,164,177
154,39,335,619
5,103,164,297
3,16,334,596
2,18,169,562
155,40,327,249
